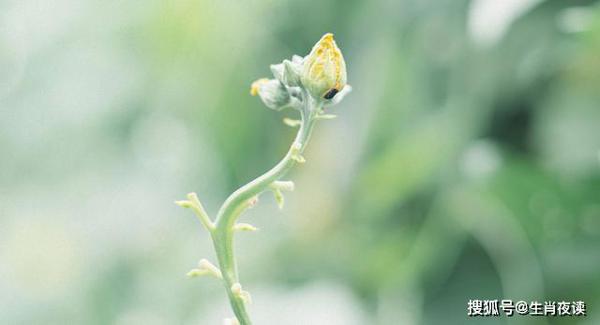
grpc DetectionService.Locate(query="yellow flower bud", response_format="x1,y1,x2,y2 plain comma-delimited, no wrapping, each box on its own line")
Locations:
301,33,347,100
250,78,269,96
250,78,291,110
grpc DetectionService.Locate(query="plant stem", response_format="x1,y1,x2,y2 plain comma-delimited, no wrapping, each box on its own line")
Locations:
211,95,320,325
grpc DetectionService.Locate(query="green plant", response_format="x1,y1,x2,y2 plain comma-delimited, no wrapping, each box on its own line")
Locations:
176,33,350,325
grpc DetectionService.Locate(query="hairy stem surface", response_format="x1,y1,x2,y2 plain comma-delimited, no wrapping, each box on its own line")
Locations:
211,96,320,324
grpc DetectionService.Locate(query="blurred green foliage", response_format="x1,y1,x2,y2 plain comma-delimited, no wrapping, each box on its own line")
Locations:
0,0,599,324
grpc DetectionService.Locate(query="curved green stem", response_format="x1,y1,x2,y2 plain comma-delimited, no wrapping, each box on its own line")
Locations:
211,96,320,325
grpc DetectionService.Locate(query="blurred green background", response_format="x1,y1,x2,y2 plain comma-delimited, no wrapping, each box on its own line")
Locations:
1,0,599,324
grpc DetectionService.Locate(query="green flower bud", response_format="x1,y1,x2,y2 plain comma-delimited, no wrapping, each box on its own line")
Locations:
270,59,302,88
301,33,347,101
250,78,291,111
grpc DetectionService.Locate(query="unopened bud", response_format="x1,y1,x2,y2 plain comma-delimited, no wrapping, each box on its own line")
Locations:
186,258,222,279
231,282,252,304
271,180,295,192
250,78,291,111
234,223,259,232
301,33,347,101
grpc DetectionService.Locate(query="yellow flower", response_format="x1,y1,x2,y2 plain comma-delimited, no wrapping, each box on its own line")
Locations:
301,33,347,100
